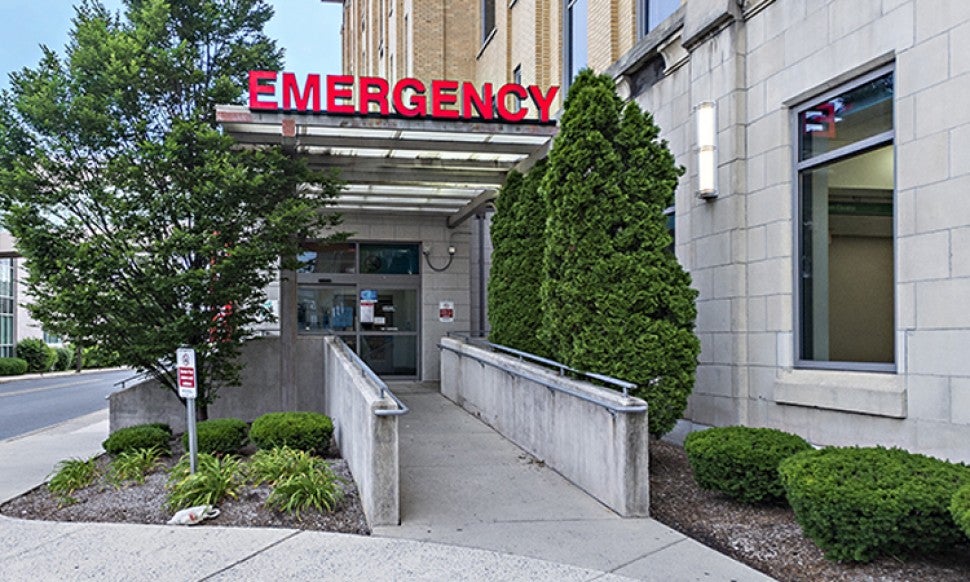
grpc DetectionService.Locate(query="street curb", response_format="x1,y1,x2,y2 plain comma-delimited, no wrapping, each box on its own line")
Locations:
0,367,131,385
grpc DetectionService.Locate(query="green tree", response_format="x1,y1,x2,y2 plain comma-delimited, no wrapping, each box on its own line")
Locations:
539,70,699,437
487,160,548,356
0,0,342,417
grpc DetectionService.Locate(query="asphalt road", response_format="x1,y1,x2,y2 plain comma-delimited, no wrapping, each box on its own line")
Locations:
0,370,134,441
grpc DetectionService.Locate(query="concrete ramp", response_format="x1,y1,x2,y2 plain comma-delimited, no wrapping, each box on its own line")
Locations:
372,382,774,581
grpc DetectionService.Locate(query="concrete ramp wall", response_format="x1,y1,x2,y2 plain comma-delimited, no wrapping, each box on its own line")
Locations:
108,336,325,432
323,336,401,526
439,336,650,517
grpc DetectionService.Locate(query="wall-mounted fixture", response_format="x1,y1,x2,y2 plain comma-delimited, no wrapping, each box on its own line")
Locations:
695,100,718,199
423,245,456,272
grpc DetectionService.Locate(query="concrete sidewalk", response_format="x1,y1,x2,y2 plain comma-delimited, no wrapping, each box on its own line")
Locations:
0,383,774,581
374,382,772,581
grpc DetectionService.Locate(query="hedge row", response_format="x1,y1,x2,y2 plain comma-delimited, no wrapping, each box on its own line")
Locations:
103,411,335,457
684,425,970,562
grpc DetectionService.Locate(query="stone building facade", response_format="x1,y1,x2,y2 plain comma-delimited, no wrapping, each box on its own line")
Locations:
325,0,970,462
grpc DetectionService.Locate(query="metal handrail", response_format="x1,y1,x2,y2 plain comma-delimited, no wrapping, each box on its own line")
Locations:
438,340,647,415
331,336,409,417
446,331,641,396
113,371,151,390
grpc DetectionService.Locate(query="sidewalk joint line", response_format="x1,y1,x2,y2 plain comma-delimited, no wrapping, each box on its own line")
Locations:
605,537,687,574
196,530,303,581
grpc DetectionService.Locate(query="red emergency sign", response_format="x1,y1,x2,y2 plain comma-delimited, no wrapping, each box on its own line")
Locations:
248,71,559,124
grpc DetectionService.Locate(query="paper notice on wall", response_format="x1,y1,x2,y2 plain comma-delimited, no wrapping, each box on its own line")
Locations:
360,302,375,323
439,301,455,323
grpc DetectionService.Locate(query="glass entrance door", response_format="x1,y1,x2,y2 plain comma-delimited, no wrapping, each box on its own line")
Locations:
296,242,421,378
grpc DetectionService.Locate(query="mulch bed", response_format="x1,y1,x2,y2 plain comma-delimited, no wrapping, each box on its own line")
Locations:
649,439,970,581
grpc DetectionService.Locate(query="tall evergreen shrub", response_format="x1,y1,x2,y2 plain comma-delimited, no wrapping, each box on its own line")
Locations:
488,161,549,356
539,70,699,437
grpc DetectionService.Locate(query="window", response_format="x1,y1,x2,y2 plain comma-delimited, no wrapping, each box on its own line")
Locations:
795,67,895,370
296,241,421,378
0,259,12,358
482,0,496,44
564,0,588,91
638,0,680,38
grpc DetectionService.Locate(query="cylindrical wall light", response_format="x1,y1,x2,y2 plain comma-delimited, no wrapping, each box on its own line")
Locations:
695,100,718,199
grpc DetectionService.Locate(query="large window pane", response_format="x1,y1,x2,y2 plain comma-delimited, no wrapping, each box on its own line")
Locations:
641,0,680,37
360,289,418,332
799,72,893,161
298,286,357,333
360,335,417,376
298,242,356,274
359,243,420,275
567,0,588,84
799,146,894,363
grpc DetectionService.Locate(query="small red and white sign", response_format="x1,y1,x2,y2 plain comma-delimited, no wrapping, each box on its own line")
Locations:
176,347,197,399
439,301,455,323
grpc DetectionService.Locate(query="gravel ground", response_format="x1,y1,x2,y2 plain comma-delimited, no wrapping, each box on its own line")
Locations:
0,438,369,536
4,437,969,581
649,439,970,581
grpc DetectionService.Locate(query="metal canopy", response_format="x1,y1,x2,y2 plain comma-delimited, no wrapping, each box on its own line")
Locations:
216,105,557,225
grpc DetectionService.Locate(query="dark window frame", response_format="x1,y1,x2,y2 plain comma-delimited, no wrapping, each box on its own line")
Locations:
792,64,896,373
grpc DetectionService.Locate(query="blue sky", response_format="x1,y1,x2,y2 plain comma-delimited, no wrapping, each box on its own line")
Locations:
0,0,343,92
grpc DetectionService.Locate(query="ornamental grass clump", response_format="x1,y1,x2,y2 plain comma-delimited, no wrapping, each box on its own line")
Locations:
248,446,322,486
182,418,248,455
779,446,970,562
165,453,243,512
103,424,171,455
684,426,812,504
265,464,344,517
107,447,165,487
249,412,334,454
48,457,99,505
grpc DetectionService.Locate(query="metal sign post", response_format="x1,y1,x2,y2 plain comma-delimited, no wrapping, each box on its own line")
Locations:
176,346,199,474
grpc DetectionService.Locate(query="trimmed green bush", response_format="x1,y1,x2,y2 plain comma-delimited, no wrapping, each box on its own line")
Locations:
16,338,56,373
250,412,333,454
103,425,171,455
684,426,812,504
183,418,248,455
142,422,173,435
538,70,698,438
779,446,970,562
488,161,549,356
0,357,28,376
54,347,74,371
81,345,123,369
950,483,970,540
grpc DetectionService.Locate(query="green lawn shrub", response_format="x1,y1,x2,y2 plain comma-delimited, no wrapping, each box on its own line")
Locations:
950,483,970,540
54,347,74,371
684,426,812,504
103,424,171,455
182,418,248,455
16,338,56,373
779,446,970,562
0,357,28,376
249,412,333,454
82,345,122,368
